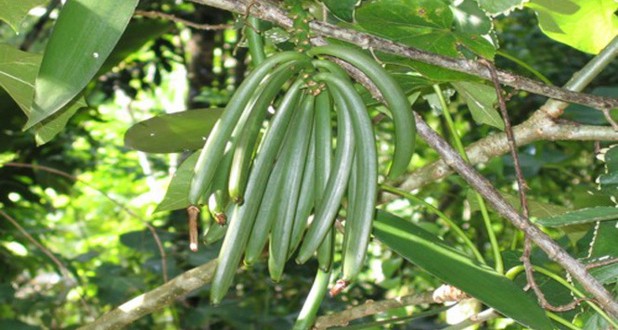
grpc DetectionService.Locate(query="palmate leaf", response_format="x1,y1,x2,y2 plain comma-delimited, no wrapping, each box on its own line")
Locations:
355,0,495,81
26,0,139,129
526,0,618,54
373,210,553,330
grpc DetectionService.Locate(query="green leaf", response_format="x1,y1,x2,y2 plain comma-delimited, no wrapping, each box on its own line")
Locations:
563,87,618,125
452,81,504,129
355,0,495,80
477,0,526,16
526,0,618,54
322,0,358,22
373,210,553,330
26,0,139,129
0,44,40,114
536,207,618,227
599,145,618,194
586,220,618,259
0,0,46,32
0,44,88,144
155,152,200,213
33,96,88,145
124,108,224,153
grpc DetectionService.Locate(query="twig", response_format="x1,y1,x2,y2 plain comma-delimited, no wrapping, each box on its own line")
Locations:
134,10,232,30
313,291,435,329
522,239,584,312
0,210,94,316
80,259,217,329
413,113,618,318
586,257,618,270
187,0,618,110
0,210,72,282
2,162,169,283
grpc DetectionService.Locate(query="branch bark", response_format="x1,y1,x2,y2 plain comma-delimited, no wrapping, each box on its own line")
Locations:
413,113,618,318
188,0,618,110
80,259,217,330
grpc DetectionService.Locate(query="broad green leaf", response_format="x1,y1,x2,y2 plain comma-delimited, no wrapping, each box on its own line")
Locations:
373,210,553,330
155,152,200,213
0,44,88,144
124,108,224,153
599,145,618,194
322,0,358,22
526,0,618,54
0,0,46,32
536,207,618,227
0,44,40,113
355,0,495,80
26,0,139,129
452,81,504,129
33,96,88,145
477,0,526,16
589,261,618,284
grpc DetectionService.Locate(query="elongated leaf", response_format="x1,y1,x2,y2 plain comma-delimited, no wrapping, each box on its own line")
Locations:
599,145,618,193
526,0,618,54
0,44,40,114
26,0,139,129
468,190,569,218
124,108,224,153
155,152,200,213
536,207,618,227
0,0,46,32
452,81,504,129
373,210,553,330
34,96,88,145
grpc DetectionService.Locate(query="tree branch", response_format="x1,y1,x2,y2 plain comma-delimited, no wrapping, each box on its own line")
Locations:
188,0,618,110
314,291,435,328
413,112,618,318
80,259,217,329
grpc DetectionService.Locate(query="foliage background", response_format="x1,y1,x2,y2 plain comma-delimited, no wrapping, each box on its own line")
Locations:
0,0,616,329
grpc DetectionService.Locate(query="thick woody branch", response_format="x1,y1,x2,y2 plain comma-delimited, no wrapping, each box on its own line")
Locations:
80,259,217,330
414,113,618,318
314,291,435,328
188,0,618,110
399,115,618,193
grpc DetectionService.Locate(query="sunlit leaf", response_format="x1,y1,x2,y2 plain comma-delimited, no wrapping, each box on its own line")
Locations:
124,108,224,153
373,210,553,330
0,0,46,32
536,207,618,227
477,0,526,16
26,0,139,129
155,152,200,213
526,0,618,54
33,96,88,145
0,44,40,114
452,81,504,129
